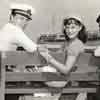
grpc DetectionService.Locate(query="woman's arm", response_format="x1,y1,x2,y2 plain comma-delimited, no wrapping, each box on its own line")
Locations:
39,40,84,75
40,51,78,75
49,54,78,75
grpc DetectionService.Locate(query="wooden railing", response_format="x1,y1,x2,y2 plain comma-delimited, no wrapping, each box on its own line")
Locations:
0,51,100,100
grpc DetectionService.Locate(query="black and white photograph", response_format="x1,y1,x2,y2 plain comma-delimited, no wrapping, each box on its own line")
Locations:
0,0,100,100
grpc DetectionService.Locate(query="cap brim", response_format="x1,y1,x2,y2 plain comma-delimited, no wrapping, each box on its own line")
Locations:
14,12,32,20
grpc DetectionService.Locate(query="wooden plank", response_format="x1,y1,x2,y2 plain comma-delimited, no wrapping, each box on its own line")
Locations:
3,51,47,65
6,72,99,82
2,51,93,66
3,51,100,71
0,53,5,100
5,88,96,94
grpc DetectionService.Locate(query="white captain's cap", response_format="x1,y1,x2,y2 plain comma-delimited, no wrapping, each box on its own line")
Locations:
10,3,35,20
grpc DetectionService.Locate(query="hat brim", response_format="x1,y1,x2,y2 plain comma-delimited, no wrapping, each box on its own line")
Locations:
17,12,32,20
13,11,32,20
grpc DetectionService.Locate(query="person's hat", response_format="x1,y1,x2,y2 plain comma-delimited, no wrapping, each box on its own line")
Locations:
10,3,35,20
67,15,82,23
63,14,83,25
96,15,100,23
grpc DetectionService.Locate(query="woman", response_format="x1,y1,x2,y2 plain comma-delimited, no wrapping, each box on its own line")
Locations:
38,15,87,100
39,15,87,75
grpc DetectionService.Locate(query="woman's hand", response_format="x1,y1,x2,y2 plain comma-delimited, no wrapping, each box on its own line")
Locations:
38,45,53,62
40,52,53,62
37,45,48,52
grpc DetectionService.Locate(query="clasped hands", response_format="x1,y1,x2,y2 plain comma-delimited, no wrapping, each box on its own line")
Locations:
37,45,53,62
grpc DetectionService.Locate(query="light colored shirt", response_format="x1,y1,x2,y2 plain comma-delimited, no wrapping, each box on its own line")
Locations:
94,46,100,56
64,38,85,63
0,23,37,52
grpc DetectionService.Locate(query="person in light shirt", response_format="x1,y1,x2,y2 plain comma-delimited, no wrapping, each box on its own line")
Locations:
94,14,100,56
39,15,87,75
94,13,100,100
38,15,87,100
4,3,37,100
0,3,37,53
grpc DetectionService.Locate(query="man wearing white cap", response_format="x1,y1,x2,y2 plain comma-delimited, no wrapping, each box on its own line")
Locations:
3,3,37,100
94,14,100,100
94,14,100,56
0,3,37,53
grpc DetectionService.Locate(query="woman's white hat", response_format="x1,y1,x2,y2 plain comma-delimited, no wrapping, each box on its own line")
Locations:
65,14,83,23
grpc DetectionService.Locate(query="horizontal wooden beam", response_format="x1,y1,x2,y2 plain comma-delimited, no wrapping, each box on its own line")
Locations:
6,72,99,82
3,51,100,67
5,88,97,94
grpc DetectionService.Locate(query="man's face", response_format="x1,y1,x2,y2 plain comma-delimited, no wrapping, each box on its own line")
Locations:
12,14,30,29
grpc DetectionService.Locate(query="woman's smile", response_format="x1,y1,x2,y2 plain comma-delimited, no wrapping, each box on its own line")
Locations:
65,23,81,39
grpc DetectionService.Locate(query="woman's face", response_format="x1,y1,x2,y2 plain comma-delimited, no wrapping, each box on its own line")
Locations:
65,22,82,39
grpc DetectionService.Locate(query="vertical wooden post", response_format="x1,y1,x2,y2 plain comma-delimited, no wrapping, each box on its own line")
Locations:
0,52,5,100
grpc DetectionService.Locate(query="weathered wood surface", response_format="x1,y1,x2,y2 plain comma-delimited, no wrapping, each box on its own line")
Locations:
2,51,100,95
6,88,96,94
6,72,99,82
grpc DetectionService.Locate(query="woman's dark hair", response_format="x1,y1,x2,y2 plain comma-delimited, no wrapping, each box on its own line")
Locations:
63,18,87,43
